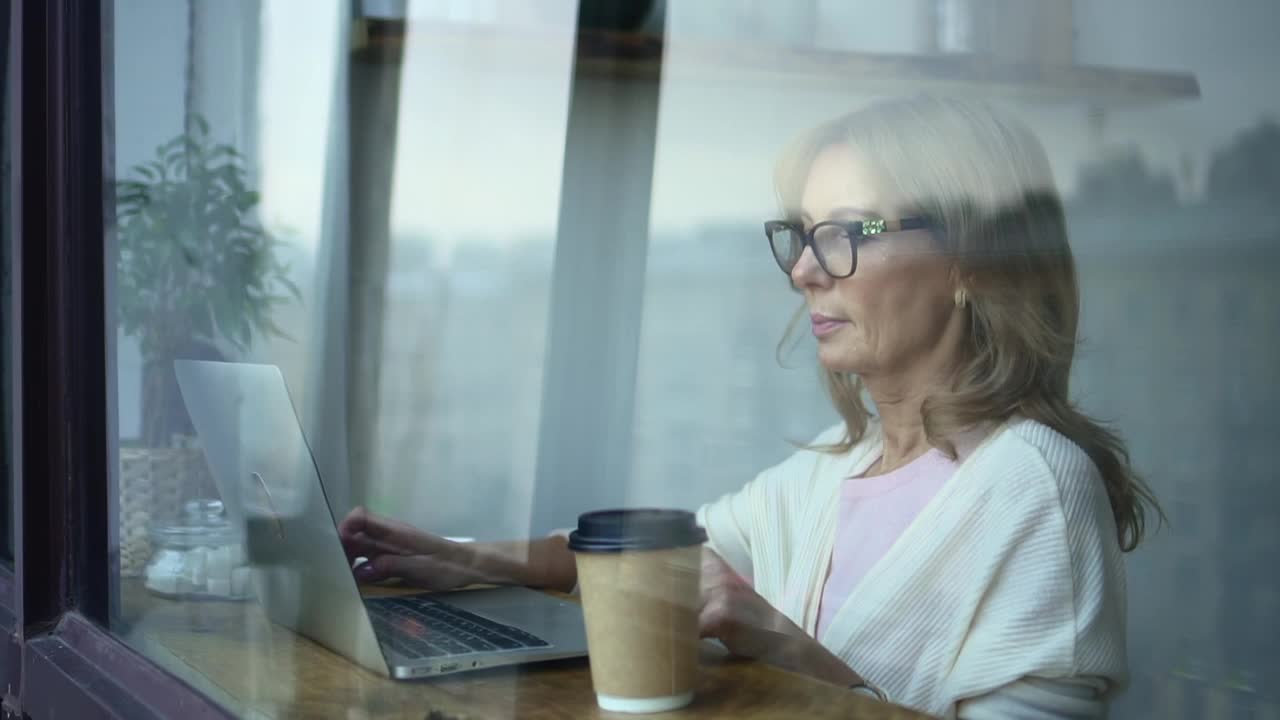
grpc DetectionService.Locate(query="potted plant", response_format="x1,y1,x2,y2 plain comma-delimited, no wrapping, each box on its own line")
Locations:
114,114,298,573
117,114,298,445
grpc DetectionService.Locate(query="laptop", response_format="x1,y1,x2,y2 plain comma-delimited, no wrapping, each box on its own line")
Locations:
174,360,588,679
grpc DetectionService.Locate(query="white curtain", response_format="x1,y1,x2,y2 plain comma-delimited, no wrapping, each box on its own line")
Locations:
301,4,355,515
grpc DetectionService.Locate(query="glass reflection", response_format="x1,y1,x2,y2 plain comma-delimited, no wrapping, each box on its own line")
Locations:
104,1,1280,718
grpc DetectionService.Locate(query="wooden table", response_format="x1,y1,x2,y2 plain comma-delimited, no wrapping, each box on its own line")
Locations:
117,580,930,719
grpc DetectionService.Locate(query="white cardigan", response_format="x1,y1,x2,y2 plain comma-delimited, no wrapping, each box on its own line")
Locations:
695,417,1128,717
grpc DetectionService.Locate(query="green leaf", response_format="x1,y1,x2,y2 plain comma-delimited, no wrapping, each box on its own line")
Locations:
211,144,242,159
278,275,302,300
189,113,210,138
116,120,298,363
157,136,185,157
261,317,296,343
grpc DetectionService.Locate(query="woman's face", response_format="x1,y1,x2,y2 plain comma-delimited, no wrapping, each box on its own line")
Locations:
793,143,962,384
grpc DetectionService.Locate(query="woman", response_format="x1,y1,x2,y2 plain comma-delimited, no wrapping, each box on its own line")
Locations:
341,96,1159,718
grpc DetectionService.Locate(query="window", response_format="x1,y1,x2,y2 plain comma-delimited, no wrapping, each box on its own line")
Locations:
3,1,1279,718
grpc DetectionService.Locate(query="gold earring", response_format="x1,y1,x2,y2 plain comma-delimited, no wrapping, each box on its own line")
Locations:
954,288,968,308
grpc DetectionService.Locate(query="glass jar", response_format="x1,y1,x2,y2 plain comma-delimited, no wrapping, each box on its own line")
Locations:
144,499,253,600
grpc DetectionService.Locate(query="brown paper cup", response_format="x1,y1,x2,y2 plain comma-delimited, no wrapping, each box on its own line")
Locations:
574,545,702,713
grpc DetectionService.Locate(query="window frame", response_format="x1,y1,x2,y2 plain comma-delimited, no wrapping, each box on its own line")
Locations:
0,1,234,716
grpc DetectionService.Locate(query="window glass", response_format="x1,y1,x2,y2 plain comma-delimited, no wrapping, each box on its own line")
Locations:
106,1,1280,718
109,1,576,715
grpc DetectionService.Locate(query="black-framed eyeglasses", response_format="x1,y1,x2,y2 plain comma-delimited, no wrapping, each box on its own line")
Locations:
764,217,930,278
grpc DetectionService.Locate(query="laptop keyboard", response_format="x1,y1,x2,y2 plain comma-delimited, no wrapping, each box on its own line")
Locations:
366,595,551,659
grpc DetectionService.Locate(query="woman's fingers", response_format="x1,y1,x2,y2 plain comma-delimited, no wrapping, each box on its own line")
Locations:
701,547,742,582
338,506,451,556
702,546,729,568
698,551,741,641
353,557,386,583
340,506,413,544
338,505,374,540
358,551,477,590
341,530,410,563
338,507,483,591
700,548,745,603
356,553,420,584
338,508,414,561
699,594,732,638
697,549,798,659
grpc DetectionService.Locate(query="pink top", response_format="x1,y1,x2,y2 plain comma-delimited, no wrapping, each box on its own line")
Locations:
815,448,958,639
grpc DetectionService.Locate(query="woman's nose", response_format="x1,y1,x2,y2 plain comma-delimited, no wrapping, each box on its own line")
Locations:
790,246,831,289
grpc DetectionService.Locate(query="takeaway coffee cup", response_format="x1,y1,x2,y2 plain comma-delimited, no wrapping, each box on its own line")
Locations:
568,509,707,714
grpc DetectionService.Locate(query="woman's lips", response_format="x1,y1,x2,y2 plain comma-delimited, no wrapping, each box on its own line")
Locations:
810,314,847,338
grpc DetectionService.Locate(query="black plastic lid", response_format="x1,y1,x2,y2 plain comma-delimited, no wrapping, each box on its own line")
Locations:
567,509,708,553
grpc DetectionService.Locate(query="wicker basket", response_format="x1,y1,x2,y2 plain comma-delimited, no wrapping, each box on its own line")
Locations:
118,443,218,577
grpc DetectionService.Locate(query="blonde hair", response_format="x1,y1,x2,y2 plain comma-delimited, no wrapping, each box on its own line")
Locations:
775,96,1161,552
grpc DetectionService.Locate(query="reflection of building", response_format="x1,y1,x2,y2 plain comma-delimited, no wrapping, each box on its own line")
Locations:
1072,207,1280,718
369,227,834,538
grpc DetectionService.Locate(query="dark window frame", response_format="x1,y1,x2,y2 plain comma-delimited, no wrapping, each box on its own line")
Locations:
0,1,234,716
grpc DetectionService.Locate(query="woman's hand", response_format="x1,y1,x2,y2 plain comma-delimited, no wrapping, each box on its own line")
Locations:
338,506,487,590
699,549,864,687
698,548,808,657
337,506,579,592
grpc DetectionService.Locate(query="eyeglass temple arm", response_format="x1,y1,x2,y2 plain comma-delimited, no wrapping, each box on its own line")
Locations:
862,217,929,234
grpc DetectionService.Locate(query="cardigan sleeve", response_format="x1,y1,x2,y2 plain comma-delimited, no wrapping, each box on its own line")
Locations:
695,469,765,582
952,676,1109,719
695,422,851,585
934,424,1128,712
